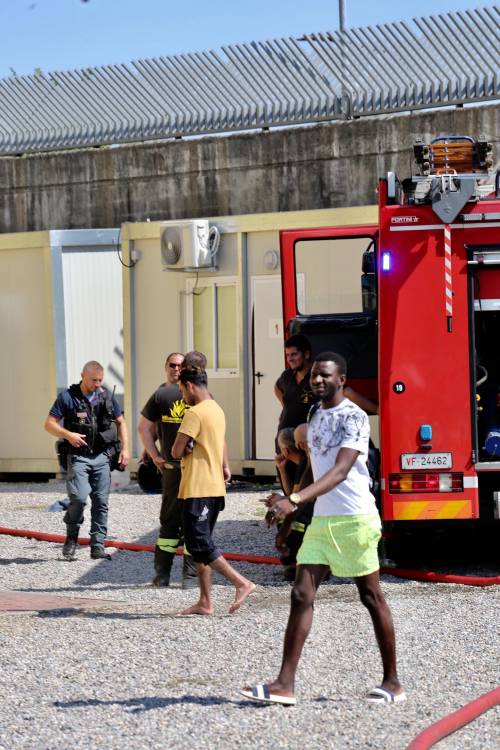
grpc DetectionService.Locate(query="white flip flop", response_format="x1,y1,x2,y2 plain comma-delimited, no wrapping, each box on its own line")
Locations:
366,686,407,704
240,684,296,706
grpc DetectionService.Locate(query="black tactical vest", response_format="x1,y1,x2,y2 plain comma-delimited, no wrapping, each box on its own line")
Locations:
64,384,118,456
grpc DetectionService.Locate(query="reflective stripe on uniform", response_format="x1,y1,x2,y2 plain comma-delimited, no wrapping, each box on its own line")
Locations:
156,537,179,553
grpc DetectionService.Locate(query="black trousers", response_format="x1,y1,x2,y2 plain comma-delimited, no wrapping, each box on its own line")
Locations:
154,467,183,574
159,467,182,539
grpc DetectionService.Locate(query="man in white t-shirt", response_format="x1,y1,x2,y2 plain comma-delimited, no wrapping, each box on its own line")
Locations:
241,352,405,707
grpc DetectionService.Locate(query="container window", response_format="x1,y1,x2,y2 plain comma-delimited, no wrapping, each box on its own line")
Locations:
193,287,214,369
187,277,238,374
217,285,237,369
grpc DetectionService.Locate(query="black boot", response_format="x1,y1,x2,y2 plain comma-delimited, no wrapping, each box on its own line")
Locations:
182,555,198,589
152,548,174,587
62,536,78,561
90,545,112,560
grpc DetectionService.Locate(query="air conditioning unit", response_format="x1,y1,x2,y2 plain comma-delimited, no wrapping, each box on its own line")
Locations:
160,220,214,270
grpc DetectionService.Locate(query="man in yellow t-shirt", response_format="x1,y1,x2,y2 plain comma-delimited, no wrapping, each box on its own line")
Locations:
172,367,256,616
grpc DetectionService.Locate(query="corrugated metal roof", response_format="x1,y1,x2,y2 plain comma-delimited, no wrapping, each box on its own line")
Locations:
0,6,498,155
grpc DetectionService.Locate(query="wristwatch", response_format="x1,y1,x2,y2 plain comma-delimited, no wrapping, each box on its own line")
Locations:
288,492,301,507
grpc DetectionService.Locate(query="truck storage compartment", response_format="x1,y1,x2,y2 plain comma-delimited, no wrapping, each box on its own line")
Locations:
473,310,500,462
469,246,500,464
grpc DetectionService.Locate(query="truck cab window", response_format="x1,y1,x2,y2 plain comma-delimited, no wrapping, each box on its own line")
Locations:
294,237,375,315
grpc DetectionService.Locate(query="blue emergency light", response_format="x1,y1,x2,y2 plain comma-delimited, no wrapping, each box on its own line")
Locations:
382,252,391,271
419,424,432,441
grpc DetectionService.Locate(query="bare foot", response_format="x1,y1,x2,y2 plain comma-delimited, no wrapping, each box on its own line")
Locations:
229,581,256,614
176,603,213,617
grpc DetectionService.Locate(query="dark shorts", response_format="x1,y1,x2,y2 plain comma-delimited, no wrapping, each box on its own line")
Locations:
182,497,225,565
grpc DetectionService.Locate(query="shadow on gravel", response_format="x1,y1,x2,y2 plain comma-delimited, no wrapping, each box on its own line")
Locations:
54,694,240,712
37,608,164,620
14,584,166,594
0,557,49,565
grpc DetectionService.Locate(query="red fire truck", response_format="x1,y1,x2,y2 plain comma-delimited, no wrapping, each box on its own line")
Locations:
280,136,499,554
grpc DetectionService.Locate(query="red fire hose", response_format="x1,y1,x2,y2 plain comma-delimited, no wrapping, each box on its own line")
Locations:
378,566,500,587
0,527,282,566
406,686,500,749
1,526,499,585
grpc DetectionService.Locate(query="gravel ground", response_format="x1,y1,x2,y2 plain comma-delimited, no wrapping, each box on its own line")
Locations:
0,479,499,750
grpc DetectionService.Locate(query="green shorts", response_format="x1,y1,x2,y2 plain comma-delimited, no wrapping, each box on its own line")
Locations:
296,513,382,578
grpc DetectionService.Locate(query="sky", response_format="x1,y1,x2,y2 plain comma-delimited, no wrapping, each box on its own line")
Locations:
0,0,487,79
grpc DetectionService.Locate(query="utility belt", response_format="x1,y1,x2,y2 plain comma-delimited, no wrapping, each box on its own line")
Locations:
71,446,105,458
56,438,122,471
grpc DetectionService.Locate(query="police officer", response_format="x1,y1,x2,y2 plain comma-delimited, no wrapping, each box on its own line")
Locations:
44,360,129,560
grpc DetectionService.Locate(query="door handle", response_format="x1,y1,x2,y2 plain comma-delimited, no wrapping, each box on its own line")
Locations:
255,371,264,384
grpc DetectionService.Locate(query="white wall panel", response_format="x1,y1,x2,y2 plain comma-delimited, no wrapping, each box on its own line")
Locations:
62,247,124,397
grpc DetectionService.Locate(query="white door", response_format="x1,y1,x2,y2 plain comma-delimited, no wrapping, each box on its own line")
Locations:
62,247,124,398
251,276,285,458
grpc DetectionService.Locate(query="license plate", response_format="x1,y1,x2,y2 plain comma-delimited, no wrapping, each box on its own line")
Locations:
401,453,452,470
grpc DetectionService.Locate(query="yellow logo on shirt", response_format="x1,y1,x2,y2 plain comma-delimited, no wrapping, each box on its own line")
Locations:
162,399,188,423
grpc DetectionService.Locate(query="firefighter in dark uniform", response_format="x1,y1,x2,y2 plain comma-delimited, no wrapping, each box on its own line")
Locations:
138,351,203,588
44,360,129,560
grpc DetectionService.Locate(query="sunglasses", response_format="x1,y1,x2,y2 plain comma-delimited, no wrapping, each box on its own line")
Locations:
168,363,182,369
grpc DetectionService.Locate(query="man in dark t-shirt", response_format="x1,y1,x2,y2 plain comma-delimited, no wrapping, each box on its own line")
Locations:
274,335,318,432
138,352,194,587
274,335,319,488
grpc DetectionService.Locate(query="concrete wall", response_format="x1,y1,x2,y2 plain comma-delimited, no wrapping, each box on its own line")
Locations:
0,105,498,233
